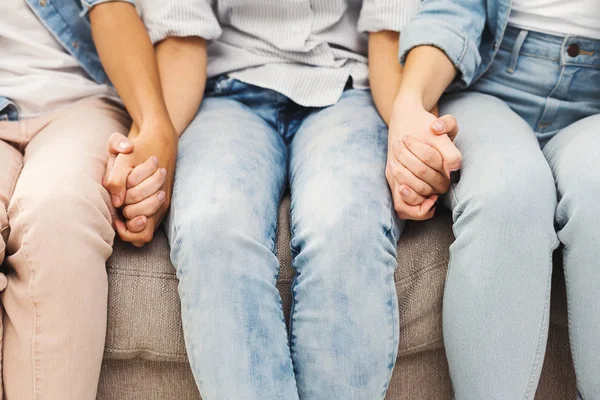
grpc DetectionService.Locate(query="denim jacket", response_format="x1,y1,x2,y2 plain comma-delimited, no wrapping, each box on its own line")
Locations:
0,0,135,118
398,0,511,90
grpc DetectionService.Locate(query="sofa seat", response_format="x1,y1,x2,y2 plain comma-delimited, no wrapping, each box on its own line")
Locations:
99,195,577,399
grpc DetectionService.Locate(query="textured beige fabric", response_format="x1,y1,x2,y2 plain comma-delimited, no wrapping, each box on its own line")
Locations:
102,194,576,399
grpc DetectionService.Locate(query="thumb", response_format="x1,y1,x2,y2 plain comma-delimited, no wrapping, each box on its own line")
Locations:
108,132,133,156
430,115,459,141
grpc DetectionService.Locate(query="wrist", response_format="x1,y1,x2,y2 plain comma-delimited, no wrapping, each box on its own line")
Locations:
393,89,426,113
138,117,178,141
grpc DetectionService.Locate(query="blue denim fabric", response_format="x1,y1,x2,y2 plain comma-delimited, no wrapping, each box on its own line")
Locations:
166,77,402,400
399,0,510,89
0,0,134,118
438,27,600,399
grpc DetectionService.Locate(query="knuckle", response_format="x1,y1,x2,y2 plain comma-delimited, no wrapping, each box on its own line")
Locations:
143,231,154,243
449,153,463,167
407,193,420,204
423,147,436,162
127,175,139,188
122,207,133,220
130,191,143,204
416,164,429,177
414,181,426,194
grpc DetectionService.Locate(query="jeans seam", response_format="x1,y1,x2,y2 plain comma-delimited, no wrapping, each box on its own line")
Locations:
564,248,586,399
12,199,40,399
378,258,400,400
522,241,558,399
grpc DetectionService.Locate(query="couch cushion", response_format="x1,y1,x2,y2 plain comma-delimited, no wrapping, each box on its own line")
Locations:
104,195,564,362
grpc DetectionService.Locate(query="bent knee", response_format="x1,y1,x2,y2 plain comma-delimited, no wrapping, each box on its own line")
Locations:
9,173,113,245
457,163,556,225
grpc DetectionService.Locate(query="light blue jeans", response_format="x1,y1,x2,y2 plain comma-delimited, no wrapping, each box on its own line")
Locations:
166,77,402,400
439,27,600,399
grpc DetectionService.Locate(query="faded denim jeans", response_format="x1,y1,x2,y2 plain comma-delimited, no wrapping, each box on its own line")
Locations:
166,77,402,400
439,27,600,399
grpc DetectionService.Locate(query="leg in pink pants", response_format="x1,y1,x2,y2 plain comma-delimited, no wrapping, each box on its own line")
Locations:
0,97,130,400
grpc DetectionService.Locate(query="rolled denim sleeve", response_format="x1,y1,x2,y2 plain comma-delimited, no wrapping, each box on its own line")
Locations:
137,0,222,44
357,0,421,33
398,0,487,88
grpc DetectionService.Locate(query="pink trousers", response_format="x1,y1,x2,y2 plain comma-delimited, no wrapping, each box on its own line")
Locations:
0,98,130,400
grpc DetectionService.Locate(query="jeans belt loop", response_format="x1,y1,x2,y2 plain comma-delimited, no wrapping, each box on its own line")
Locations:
508,30,529,74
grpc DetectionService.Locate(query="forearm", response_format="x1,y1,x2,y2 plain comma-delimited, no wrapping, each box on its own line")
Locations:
90,2,170,131
155,37,208,136
368,31,403,126
394,46,456,111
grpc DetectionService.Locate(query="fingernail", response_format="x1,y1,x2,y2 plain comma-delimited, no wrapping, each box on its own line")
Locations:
160,168,167,176
402,136,409,143
111,195,121,207
118,140,131,150
152,156,158,166
388,159,397,169
400,186,410,197
158,191,166,202
136,217,146,227
429,204,437,212
450,169,461,184
433,119,445,132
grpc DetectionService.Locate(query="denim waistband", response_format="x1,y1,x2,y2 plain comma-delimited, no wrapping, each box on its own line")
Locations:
502,25,600,68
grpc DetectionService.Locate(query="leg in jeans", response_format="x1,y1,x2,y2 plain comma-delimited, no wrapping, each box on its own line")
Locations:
439,92,559,399
288,90,402,400
543,114,600,399
167,97,298,400
0,138,23,400
1,99,129,400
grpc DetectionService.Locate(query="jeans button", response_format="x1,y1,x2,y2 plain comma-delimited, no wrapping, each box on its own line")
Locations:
567,43,580,57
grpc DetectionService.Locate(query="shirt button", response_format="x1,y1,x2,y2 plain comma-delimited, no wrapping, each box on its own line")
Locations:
39,0,47,5
567,43,580,57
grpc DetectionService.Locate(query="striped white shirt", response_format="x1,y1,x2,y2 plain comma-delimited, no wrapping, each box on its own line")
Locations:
139,0,420,107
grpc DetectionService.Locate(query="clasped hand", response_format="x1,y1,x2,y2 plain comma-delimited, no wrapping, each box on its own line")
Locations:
103,122,177,247
386,102,462,221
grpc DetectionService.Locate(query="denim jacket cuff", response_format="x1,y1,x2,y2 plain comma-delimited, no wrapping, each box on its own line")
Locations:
79,0,136,17
398,18,481,90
